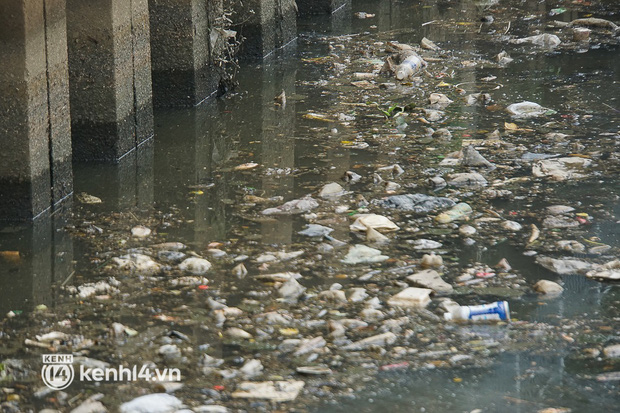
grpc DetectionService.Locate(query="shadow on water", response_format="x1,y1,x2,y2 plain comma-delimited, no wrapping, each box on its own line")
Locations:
0,0,618,410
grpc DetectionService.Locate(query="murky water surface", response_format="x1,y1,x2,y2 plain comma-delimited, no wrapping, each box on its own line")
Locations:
1,0,618,412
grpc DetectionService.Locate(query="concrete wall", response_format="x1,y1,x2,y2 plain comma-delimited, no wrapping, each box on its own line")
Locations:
67,0,154,162
0,0,72,220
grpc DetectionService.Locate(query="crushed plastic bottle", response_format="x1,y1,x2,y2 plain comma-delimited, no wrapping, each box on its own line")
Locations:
395,54,425,80
444,301,510,321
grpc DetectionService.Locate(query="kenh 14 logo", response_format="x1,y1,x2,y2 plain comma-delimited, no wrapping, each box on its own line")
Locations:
41,354,75,390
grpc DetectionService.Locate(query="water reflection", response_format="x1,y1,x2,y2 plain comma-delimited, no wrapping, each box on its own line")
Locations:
153,101,234,245
73,141,155,211
0,206,73,315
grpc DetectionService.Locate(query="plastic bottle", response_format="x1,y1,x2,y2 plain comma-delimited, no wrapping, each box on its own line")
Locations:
443,301,510,321
395,54,424,80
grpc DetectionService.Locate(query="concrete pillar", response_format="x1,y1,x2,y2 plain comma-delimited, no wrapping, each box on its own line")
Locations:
237,0,297,59
0,0,73,221
66,0,154,162
149,0,225,107
296,0,350,16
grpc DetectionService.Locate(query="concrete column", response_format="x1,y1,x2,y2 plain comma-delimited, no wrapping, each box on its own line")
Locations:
237,0,297,59
67,0,154,162
149,0,225,107
296,0,350,16
0,0,72,220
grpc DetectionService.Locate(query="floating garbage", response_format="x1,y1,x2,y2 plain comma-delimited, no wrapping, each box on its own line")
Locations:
448,173,488,188
382,193,455,213
506,101,551,118
421,37,440,51
395,53,426,80
262,196,319,214
388,287,433,308
119,393,184,413
444,301,510,321
232,380,305,402
406,269,453,294
495,51,513,65
298,224,334,238
533,280,564,295
532,157,592,181
319,182,347,199
341,244,389,264
435,203,473,223
178,257,212,275
512,33,561,47
350,214,400,232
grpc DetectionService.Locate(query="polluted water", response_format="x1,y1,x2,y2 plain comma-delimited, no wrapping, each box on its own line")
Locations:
0,0,619,412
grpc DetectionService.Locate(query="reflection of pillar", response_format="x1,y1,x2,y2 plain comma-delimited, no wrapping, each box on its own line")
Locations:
73,142,154,210
0,207,73,314
192,102,231,245
149,0,224,107
67,0,154,161
376,0,404,32
0,0,73,220
297,0,350,15
237,0,297,59
154,102,232,245
257,63,297,244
